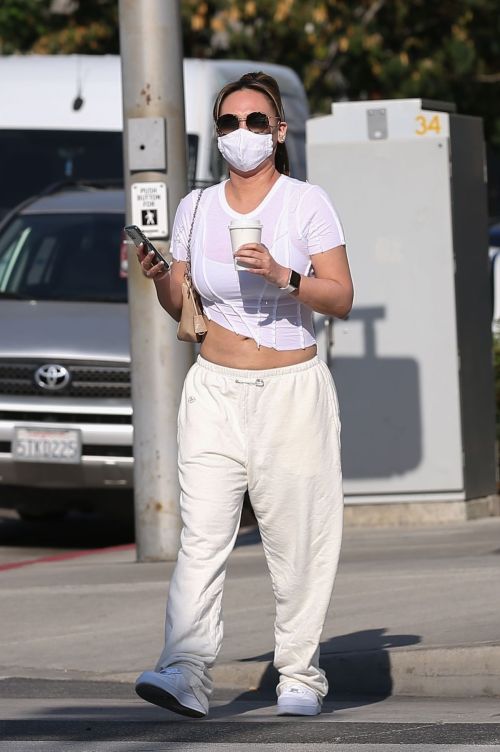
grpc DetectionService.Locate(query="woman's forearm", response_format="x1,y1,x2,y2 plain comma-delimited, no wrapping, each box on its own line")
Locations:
291,275,353,319
153,273,182,322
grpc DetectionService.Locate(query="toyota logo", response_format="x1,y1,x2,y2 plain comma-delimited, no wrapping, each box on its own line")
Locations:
34,364,71,391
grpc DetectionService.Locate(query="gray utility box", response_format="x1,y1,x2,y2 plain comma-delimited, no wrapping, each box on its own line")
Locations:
307,99,496,507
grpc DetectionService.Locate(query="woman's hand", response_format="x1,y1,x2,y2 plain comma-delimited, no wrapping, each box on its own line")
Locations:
234,243,289,288
137,242,169,281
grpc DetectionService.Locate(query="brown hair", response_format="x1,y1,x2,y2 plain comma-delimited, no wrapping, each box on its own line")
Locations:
213,71,289,176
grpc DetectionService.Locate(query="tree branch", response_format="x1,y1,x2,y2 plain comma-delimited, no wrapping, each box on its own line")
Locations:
360,0,387,27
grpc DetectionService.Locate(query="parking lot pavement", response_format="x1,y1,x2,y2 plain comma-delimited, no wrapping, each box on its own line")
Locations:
0,508,135,565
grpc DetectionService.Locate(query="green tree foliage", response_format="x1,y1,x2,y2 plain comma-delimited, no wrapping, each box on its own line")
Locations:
0,0,498,143
0,0,50,53
181,0,500,146
0,0,118,55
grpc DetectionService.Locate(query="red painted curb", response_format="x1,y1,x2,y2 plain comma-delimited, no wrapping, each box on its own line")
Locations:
0,543,136,573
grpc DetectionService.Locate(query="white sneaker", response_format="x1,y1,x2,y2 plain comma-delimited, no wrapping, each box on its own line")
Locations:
277,683,322,716
135,667,208,718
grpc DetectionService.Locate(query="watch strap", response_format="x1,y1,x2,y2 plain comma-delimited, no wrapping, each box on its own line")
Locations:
279,269,301,293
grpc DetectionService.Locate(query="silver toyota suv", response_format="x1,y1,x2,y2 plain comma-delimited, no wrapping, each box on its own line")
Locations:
0,183,132,519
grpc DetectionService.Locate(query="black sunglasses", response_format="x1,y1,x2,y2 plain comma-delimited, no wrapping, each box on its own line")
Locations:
216,112,281,136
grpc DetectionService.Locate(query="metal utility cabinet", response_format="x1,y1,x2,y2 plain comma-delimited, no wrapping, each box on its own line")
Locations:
307,99,496,512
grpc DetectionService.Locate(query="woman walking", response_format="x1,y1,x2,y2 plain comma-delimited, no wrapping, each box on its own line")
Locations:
134,71,353,718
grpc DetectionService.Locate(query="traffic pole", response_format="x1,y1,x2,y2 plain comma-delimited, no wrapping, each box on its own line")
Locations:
119,0,192,561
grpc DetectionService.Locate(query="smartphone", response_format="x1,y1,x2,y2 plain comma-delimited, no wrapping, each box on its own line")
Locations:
123,225,171,271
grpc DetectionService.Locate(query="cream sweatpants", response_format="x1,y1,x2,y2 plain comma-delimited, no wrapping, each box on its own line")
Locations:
156,355,344,700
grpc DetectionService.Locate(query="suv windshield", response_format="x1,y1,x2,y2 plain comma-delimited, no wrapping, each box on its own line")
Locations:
0,213,127,303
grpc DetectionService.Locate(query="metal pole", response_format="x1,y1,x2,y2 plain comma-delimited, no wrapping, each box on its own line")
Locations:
119,0,192,561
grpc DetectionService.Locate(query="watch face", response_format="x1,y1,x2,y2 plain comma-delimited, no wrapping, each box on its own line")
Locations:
290,270,301,289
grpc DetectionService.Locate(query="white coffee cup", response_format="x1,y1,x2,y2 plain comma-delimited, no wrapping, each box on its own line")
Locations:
229,219,262,271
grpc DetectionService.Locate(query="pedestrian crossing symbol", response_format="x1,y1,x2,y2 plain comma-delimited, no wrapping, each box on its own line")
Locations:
142,209,157,226
131,182,168,239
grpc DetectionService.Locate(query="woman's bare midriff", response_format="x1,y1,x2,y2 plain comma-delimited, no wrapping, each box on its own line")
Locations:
199,319,317,370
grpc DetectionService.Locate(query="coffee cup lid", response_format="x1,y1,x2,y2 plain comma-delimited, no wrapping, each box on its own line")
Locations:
229,218,262,229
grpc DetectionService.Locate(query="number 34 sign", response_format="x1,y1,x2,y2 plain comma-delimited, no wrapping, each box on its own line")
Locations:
415,114,442,136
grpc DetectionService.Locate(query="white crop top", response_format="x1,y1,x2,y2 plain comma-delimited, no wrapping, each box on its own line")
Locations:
171,175,345,350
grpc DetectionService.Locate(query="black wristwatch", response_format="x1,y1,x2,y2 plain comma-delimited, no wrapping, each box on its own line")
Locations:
279,269,301,294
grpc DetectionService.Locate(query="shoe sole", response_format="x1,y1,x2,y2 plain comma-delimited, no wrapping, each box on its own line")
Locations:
135,680,206,719
277,703,321,716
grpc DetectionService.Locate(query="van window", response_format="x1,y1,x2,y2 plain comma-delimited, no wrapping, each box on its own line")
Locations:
0,131,199,217
0,213,127,303
0,131,123,217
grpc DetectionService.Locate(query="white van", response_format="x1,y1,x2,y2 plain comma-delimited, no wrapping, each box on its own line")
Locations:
0,56,309,518
0,55,309,217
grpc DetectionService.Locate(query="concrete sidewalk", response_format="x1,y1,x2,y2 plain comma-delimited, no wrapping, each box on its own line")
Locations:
1,517,499,698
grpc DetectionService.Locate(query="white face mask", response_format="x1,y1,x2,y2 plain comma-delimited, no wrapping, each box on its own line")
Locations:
217,128,274,173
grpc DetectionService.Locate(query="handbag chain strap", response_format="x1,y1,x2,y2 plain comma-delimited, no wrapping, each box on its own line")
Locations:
185,188,204,280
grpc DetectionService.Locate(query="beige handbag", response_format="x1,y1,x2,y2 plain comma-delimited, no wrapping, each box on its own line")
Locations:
177,189,208,343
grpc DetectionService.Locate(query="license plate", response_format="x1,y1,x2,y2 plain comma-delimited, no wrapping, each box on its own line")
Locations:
12,427,81,464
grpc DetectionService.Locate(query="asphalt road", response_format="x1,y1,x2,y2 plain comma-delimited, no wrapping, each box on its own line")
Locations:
2,509,500,750
1,678,500,750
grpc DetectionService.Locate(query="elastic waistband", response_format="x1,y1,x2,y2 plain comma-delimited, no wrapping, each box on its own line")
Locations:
196,354,321,379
